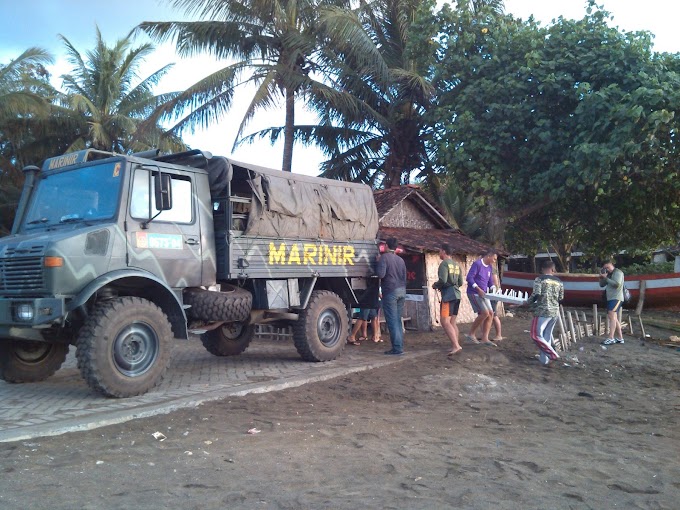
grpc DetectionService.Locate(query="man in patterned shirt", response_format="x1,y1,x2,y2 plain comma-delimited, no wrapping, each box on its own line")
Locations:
529,260,564,366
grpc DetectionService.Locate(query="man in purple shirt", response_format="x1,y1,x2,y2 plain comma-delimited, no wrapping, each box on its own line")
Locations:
465,250,497,345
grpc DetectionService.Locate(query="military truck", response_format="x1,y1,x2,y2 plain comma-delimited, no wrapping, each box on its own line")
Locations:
0,148,380,397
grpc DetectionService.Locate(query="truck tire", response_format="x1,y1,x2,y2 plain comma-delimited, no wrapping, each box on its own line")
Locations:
201,321,255,356
75,297,173,398
184,285,252,322
0,340,69,383
293,290,348,362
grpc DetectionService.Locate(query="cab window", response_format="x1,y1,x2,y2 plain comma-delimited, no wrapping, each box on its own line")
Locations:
130,168,193,224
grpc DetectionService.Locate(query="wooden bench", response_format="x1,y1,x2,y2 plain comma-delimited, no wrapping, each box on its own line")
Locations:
379,316,411,333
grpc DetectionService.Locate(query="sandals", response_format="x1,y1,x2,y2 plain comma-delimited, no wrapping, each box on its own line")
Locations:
347,339,361,346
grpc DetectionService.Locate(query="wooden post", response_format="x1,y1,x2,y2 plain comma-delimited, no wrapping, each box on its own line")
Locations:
593,305,598,337
579,311,590,338
559,306,569,347
573,312,582,341
567,311,578,347
572,311,583,342
556,313,567,347
628,312,635,336
635,280,647,316
559,306,567,338
638,315,646,339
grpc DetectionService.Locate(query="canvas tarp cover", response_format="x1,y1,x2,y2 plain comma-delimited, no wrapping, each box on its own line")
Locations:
244,172,378,241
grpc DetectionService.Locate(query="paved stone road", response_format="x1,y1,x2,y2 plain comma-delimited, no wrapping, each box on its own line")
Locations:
0,338,423,443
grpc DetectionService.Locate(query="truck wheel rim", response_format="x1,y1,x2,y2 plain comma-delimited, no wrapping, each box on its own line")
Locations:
112,323,159,377
221,322,244,340
317,309,341,347
14,341,51,364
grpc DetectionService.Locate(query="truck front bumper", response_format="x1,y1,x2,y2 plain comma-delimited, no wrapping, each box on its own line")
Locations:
0,297,66,327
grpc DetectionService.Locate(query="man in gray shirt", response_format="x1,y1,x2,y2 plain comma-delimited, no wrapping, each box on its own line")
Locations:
600,259,625,345
376,238,407,355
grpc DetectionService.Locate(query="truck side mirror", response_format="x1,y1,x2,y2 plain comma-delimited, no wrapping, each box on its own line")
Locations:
154,172,172,211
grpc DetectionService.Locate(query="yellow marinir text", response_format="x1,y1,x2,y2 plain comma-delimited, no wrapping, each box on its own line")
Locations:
269,242,355,266
48,153,79,170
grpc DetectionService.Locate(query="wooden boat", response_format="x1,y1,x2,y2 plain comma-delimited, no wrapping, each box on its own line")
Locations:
502,271,680,308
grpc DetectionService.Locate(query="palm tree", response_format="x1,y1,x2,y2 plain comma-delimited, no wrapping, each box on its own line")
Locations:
0,48,54,181
0,48,56,235
139,0,350,172
262,0,438,187
59,28,186,153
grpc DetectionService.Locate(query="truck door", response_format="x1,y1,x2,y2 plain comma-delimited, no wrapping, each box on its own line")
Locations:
126,165,202,287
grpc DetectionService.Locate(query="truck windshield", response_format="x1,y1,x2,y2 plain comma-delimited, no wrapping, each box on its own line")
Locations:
23,161,124,230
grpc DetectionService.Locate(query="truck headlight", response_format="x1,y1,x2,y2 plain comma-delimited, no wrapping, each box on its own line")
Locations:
14,303,35,322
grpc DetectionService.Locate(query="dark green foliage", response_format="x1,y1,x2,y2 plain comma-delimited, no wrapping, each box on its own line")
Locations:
429,2,680,266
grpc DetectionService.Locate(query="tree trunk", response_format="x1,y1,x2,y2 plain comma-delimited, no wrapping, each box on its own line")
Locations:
550,242,573,274
487,198,508,249
282,88,295,173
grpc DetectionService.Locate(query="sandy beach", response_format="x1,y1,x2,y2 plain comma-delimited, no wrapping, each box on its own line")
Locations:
1,311,678,509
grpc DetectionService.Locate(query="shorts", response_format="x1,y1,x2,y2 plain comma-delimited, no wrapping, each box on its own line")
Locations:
607,300,622,312
359,308,378,321
468,292,493,314
490,300,498,316
440,299,460,317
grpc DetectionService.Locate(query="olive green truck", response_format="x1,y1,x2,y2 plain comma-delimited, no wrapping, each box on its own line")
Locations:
0,149,379,397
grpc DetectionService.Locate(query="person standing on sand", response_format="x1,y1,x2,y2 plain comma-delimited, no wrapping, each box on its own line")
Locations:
376,238,407,355
528,260,564,366
489,271,504,342
465,250,497,345
600,259,625,345
433,243,464,356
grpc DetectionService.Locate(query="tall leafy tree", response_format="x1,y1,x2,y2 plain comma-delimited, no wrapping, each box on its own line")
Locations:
59,28,186,153
139,0,350,172
429,3,680,263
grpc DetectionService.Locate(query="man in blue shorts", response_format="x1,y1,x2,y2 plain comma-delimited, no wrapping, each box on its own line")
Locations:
347,307,379,345
600,259,625,345
465,250,497,345
433,243,464,356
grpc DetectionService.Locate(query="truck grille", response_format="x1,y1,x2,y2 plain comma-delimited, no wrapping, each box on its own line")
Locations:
0,256,44,291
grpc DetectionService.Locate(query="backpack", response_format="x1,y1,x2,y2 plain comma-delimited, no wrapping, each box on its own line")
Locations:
623,285,631,303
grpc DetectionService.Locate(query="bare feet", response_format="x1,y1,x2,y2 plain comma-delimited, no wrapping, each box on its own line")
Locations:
464,334,479,345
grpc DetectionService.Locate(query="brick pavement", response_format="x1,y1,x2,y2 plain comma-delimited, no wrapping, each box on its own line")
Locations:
0,338,428,443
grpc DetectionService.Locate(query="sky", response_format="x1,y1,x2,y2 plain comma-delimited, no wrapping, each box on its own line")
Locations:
1,0,679,176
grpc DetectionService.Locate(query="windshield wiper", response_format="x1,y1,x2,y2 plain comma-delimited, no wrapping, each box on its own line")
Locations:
27,217,49,225
60,216,83,224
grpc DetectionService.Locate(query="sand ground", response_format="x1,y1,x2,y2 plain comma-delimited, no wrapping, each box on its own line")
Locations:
1,311,678,510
